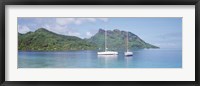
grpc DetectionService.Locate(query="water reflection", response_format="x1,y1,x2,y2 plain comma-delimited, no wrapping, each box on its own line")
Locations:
98,55,118,68
124,56,133,68
18,49,182,68
98,55,118,58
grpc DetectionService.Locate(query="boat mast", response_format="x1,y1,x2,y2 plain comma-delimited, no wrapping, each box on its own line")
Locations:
105,29,107,51
127,31,128,52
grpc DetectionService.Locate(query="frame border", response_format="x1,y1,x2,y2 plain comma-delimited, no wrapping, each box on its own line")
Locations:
0,0,199,86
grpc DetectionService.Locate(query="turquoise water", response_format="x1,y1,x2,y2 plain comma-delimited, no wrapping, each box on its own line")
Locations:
18,49,182,68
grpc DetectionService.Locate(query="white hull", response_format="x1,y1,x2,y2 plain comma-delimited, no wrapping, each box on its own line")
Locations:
98,51,118,55
125,52,133,56
97,29,118,55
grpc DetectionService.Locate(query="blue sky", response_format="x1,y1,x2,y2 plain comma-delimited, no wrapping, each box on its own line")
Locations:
18,17,182,49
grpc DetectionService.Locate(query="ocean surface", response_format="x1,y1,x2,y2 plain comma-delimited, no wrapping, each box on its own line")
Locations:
18,49,182,68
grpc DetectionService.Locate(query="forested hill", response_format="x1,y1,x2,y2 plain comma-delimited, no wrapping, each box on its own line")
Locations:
18,28,97,51
18,28,159,51
87,29,159,51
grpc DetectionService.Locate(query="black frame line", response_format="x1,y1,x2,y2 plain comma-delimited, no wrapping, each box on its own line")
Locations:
0,0,200,86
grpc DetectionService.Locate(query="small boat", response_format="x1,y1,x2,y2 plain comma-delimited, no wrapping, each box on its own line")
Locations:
124,31,133,56
98,29,118,55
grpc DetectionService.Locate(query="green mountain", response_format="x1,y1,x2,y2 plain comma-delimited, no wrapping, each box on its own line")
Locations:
18,28,159,51
87,29,159,51
18,28,97,51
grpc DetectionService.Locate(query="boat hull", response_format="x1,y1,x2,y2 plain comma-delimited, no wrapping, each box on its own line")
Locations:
98,51,118,55
125,52,133,56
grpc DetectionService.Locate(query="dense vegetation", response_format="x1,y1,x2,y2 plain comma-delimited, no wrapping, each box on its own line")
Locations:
18,28,159,51
87,29,159,51
18,28,97,51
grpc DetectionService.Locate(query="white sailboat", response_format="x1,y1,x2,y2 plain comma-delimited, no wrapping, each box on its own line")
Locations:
124,31,133,56
97,29,118,55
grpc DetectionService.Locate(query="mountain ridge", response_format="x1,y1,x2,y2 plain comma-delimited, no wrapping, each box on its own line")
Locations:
18,28,97,51
18,28,159,51
87,29,159,51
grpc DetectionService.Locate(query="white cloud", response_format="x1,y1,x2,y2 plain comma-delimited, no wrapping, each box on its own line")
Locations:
68,31,81,37
87,18,96,22
41,24,69,36
74,19,82,25
52,18,109,38
98,18,109,22
19,18,109,38
86,31,92,37
56,18,75,26
55,18,109,26
42,24,51,30
18,25,31,34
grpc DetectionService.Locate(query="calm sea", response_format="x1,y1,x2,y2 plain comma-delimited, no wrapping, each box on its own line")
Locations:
18,49,182,68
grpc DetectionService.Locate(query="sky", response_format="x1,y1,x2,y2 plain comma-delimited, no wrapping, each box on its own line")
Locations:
18,17,182,49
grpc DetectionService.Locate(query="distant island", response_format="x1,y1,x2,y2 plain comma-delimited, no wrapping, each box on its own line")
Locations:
18,28,159,51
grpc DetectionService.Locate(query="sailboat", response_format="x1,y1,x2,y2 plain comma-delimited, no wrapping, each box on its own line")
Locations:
124,31,133,56
97,29,118,55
